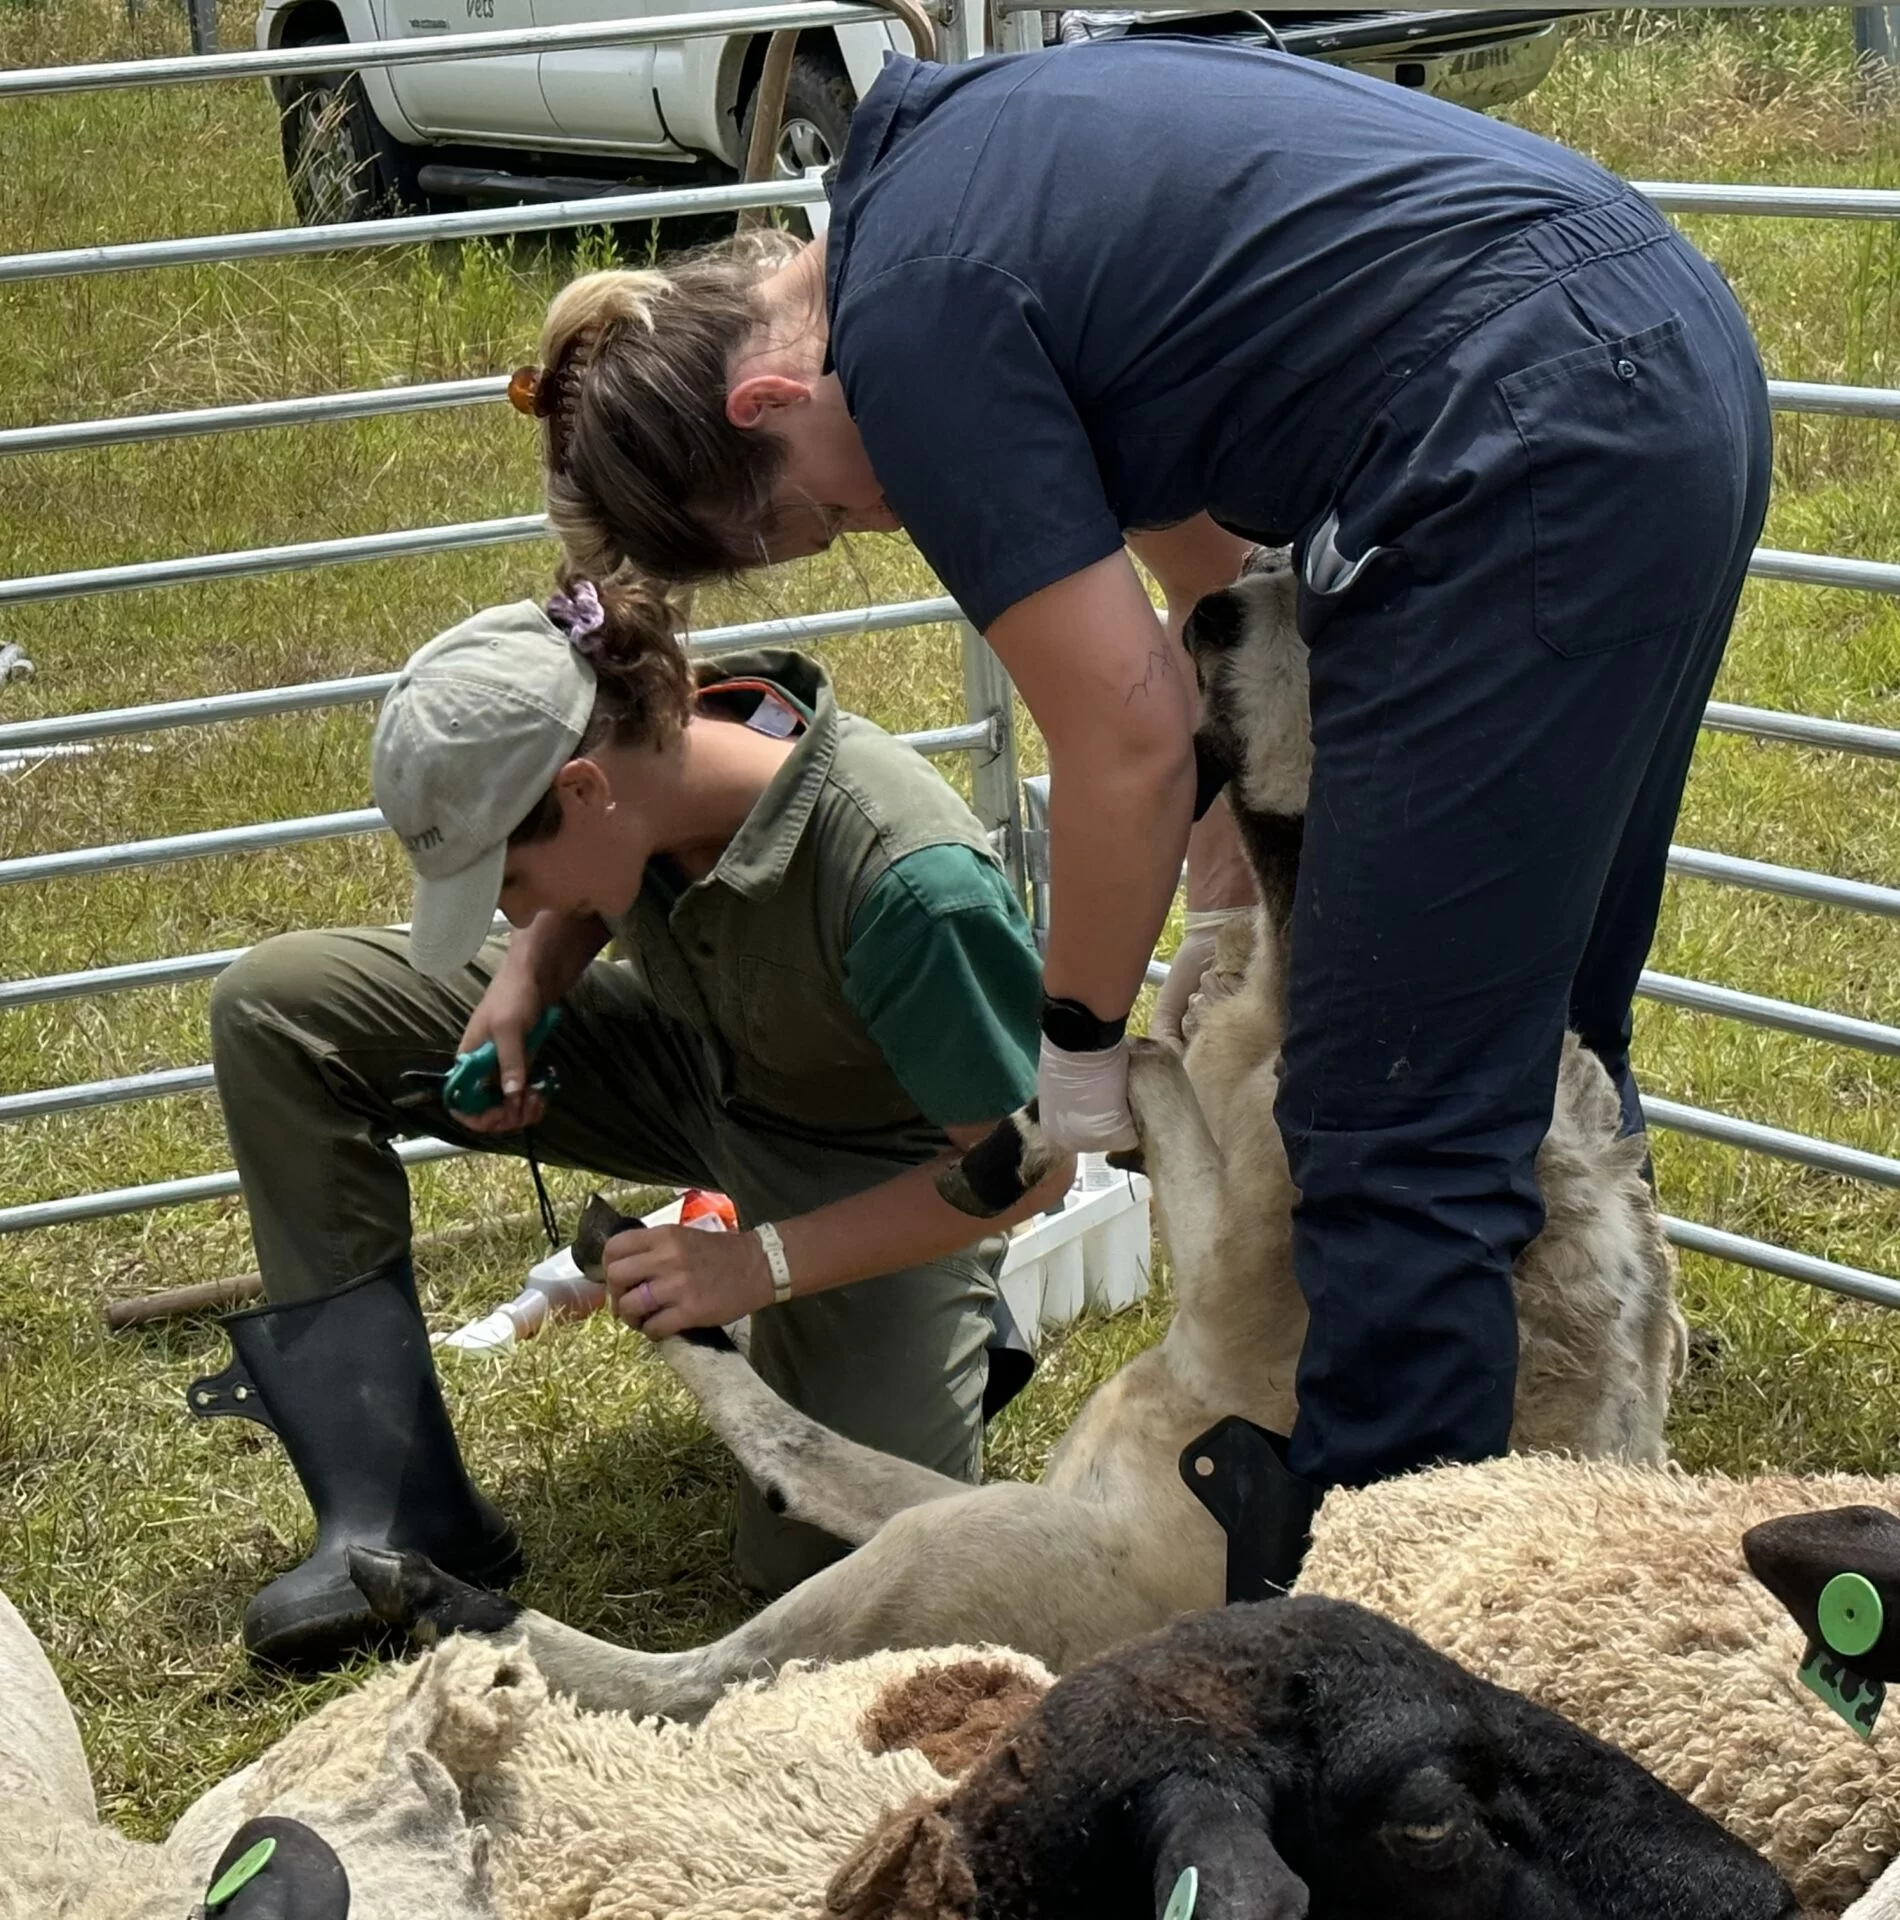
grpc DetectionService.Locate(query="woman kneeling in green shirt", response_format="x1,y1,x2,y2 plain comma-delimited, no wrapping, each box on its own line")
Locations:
198,572,1068,1670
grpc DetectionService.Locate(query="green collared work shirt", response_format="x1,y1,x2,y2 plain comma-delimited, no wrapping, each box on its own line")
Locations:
606,647,1040,1158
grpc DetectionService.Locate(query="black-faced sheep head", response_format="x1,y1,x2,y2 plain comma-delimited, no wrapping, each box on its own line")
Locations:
1179,550,1310,942
1744,1502,1900,1738
1179,545,1308,822
826,1596,1798,1920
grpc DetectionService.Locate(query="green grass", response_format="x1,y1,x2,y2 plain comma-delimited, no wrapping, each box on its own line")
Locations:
5,1,1900,1838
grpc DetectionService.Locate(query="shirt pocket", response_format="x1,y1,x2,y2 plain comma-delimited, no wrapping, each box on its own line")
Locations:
1496,313,1737,659
736,954,854,1074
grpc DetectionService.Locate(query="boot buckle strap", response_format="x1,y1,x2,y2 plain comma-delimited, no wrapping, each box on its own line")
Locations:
185,1354,275,1430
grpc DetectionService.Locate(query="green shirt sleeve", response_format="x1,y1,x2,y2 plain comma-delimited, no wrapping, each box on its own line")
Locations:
842,843,1041,1129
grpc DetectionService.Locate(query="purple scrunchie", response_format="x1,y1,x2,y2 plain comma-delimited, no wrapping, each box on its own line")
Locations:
546,579,605,643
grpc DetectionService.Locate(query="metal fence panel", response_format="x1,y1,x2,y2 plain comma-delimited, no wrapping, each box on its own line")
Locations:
4,19,1900,1304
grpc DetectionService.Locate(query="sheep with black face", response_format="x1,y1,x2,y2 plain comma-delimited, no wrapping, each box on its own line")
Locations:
827,1596,1798,1920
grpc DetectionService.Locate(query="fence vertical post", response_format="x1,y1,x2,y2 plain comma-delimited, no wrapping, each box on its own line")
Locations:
961,630,1025,895
184,0,219,54
1855,8,1900,99
1021,772,1051,945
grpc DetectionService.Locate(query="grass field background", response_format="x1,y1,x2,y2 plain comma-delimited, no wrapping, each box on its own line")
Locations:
4,3,1900,1836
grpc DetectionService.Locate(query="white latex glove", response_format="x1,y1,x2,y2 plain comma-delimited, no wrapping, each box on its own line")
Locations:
1037,1033,1139,1154
1150,908,1247,1050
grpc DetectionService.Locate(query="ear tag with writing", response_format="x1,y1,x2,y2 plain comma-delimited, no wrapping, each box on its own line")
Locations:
1799,1571,1886,1740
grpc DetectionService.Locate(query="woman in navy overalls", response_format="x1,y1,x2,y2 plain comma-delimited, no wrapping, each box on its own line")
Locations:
518,37,1774,1582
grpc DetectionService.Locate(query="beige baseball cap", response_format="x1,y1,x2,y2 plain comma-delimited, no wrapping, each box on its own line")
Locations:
372,600,597,980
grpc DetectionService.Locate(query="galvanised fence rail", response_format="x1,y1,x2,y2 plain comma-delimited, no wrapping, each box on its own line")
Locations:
4,6,1897,1325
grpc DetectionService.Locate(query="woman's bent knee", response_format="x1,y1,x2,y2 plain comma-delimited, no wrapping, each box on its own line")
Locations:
209,929,365,1059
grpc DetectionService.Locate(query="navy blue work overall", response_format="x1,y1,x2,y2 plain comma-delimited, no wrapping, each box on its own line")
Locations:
823,39,1776,1491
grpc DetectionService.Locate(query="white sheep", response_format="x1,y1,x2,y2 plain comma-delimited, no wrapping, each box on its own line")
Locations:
10,1539,1899,1920
0,1575,1049,1920
0,1583,500,1920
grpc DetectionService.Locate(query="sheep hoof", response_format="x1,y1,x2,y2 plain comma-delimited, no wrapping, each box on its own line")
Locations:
347,1546,522,1648
934,1107,1061,1219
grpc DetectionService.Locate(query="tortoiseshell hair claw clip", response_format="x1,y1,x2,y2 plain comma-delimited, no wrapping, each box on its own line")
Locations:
507,364,552,418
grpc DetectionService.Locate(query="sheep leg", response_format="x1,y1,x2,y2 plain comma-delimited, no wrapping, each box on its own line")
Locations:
1122,1038,1231,1302
660,1328,971,1547
354,1486,1154,1721
350,1540,919,1723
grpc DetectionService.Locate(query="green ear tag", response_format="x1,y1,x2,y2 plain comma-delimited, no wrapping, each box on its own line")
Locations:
1819,1571,1884,1659
205,1836,277,1910
1799,1641,1885,1741
1162,1866,1199,1920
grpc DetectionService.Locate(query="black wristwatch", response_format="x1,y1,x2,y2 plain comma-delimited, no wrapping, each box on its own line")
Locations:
1040,992,1129,1054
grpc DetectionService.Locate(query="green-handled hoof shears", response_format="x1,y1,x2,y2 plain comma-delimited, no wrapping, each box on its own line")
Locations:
394,1006,564,1119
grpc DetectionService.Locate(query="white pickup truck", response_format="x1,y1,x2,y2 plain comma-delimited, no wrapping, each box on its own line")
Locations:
259,4,1581,226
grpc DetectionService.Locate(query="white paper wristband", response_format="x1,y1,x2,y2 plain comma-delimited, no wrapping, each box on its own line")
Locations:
756,1221,792,1305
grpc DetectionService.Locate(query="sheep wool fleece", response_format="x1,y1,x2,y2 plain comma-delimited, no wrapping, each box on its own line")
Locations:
0,1584,1054,1920
1299,1453,1900,1916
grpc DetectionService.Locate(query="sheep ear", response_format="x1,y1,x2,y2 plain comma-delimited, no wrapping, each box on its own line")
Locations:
826,1803,976,1920
1743,1505,1900,1682
1152,1835,1308,1920
1143,1777,1309,1920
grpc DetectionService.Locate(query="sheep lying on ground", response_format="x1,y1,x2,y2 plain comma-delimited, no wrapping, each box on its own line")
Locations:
829,1595,1800,1920
16,1478,1900,1920
0,1585,499,1920
0,1575,1051,1920
1296,1453,1900,1915
359,1452,1900,1915
350,1002,1677,1727
359,545,1690,1721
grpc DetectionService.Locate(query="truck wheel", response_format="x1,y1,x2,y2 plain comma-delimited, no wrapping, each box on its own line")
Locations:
739,50,856,237
278,32,426,225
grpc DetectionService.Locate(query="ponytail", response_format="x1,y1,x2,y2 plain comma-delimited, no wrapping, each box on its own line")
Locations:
534,233,807,585
508,566,697,846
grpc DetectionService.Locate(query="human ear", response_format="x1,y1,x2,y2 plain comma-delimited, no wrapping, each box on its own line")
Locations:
726,372,812,431
552,758,615,818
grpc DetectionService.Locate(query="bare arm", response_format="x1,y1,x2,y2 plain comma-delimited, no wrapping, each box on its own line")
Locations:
605,1122,1075,1339
986,550,1199,1023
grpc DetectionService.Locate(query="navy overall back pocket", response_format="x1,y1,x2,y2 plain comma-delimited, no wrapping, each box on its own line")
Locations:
1497,313,1739,659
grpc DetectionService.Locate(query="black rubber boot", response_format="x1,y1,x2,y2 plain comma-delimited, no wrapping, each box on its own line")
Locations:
1179,1415,1323,1603
186,1260,522,1670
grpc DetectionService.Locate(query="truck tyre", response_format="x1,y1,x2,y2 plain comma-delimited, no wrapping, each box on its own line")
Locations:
279,31,427,226
738,50,856,238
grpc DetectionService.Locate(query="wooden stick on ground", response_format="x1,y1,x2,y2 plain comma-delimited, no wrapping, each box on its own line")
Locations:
103,1272,262,1330
100,1203,568,1332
